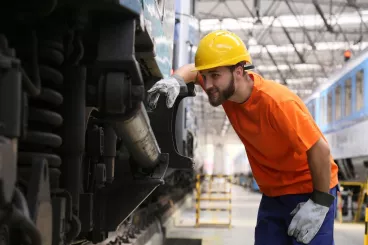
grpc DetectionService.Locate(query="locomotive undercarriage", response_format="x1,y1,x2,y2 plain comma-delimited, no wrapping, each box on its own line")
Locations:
0,2,194,245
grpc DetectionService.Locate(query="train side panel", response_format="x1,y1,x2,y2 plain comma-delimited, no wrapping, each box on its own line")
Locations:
305,50,368,185
139,0,176,78
310,56,368,135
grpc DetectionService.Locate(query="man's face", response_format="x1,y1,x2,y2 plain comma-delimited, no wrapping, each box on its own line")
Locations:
200,66,235,107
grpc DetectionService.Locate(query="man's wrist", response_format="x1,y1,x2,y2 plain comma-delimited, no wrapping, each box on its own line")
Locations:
171,74,186,86
310,189,335,207
171,74,190,94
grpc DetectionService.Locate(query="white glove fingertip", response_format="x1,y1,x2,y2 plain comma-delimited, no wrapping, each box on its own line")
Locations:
287,227,295,237
287,218,299,236
302,233,313,244
296,230,308,244
302,237,311,244
167,99,174,108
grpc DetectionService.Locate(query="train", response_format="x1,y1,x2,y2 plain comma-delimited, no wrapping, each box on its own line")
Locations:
304,49,368,183
0,1,200,245
304,48,368,222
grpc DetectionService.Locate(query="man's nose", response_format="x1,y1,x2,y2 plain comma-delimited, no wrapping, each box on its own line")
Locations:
204,79,213,90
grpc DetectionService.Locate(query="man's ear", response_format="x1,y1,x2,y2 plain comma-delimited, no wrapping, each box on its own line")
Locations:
234,66,243,77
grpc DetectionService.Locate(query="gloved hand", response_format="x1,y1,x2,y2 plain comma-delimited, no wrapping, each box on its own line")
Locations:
147,74,186,110
287,190,335,244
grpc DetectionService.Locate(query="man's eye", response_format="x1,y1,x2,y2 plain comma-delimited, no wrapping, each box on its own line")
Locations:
212,74,219,78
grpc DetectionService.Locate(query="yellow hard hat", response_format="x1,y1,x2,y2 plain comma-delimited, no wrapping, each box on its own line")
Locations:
194,30,252,71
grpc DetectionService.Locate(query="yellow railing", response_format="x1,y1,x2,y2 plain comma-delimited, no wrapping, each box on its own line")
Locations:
195,174,232,228
338,181,367,223
338,179,367,245
364,178,368,245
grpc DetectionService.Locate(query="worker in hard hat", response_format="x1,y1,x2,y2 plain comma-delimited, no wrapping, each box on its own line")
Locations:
147,30,338,245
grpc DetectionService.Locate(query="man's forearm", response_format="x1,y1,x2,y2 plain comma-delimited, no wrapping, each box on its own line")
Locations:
173,63,198,84
306,138,331,193
308,155,331,193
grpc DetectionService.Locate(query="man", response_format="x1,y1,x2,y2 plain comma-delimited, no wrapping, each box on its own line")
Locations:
147,30,339,245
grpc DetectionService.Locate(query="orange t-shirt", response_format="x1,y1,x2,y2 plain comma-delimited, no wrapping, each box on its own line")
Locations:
196,71,338,197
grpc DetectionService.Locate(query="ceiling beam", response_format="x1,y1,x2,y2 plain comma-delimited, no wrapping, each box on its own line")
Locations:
264,46,287,85
281,24,305,63
195,0,368,9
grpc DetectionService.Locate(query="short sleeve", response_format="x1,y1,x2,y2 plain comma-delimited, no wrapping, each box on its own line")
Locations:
269,100,321,155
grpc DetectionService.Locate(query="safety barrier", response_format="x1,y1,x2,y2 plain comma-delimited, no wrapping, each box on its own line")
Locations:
364,179,368,245
195,174,232,228
337,179,368,245
337,180,368,244
338,181,367,224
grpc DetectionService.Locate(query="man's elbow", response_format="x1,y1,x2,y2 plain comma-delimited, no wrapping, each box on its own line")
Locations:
306,137,331,161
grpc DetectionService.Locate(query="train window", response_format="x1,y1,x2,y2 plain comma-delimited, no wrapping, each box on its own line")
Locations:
320,95,326,125
335,85,341,120
310,101,316,120
327,91,332,123
356,69,364,111
345,78,352,116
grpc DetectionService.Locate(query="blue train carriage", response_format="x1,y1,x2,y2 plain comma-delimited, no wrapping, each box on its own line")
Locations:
304,49,368,183
304,49,368,222
138,0,176,78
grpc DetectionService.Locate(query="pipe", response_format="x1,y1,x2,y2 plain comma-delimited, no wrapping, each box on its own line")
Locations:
114,102,161,169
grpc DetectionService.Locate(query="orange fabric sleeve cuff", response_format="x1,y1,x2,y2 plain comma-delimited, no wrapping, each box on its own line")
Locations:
269,100,321,155
195,73,205,89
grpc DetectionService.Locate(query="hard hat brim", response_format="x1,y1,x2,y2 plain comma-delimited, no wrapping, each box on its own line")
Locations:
193,55,252,72
192,64,255,73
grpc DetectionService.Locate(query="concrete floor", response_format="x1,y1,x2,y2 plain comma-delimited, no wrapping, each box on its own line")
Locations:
164,185,365,245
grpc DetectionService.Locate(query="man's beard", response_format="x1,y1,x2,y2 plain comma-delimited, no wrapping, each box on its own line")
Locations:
206,76,235,107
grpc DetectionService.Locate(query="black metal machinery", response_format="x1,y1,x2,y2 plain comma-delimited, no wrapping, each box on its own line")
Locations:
0,1,196,245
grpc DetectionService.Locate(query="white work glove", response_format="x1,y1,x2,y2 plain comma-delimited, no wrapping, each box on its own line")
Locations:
147,74,185,110
287,190,335,244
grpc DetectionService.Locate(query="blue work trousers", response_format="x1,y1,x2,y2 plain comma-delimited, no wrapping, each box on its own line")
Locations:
254,186,338,245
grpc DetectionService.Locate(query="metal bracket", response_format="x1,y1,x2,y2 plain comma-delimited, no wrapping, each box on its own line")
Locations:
148,83,196,169
131,153,169,184
91,153,170,236
151,153,169,181
96,19,145,107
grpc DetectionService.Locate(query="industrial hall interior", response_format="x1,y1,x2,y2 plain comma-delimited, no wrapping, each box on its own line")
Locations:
1,0,368,245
